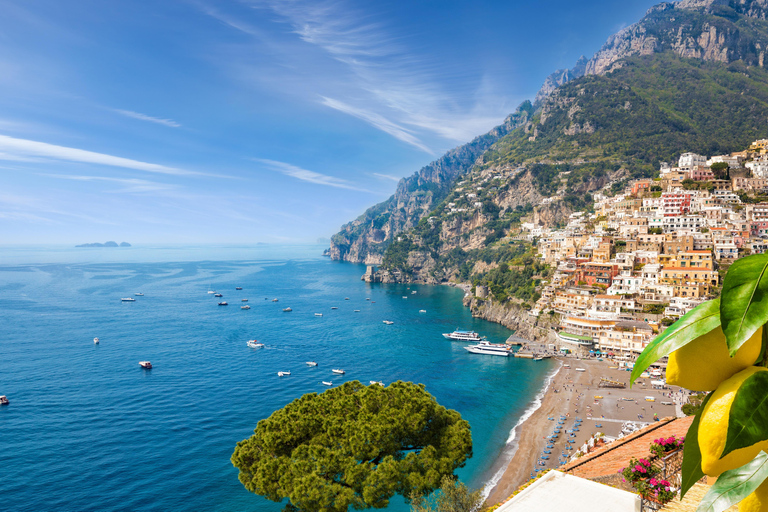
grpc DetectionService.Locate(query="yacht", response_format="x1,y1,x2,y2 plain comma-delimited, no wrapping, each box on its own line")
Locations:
214,293,223,297
93,337,100,344
383,320,394,325
322,381,333,386
235,287,242,290
463,341,511,357
135,293,144,296
0,395,8,405
218,301,228,306
306,361,318,366
283,307,292,312
442,329,484,342
247,340,264,349
332,369,345,374
121,297,136,302
241,305,250,310
139,361,153,369
277,371,291,377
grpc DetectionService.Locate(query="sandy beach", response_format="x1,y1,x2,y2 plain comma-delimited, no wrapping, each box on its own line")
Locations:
484,357,684,505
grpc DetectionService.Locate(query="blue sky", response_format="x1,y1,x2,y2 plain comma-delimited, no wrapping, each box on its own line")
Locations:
0,0,660,244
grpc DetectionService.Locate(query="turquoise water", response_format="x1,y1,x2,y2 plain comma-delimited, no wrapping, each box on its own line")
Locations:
0,245,554,511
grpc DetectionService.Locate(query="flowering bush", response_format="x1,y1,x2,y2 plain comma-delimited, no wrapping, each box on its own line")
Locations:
649,435,685,458
636,477,676,504
621,457,659,483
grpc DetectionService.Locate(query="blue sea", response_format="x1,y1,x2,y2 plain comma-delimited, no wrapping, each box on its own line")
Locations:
0,244,554,512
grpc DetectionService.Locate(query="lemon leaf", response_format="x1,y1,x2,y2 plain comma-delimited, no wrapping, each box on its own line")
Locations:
630,299,720,385
681,391,713,499
721,254,768,356
696,451,768,512
722,371,768,458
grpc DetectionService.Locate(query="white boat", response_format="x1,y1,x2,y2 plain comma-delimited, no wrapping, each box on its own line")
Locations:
247,340,264,349
93,337,99,344
383,320,394,325
277,371,291,377
419,310,426,313
366,298,370,301
218,301,228,306
332,369,345,374
242,298,248,302
315,313,323,317
575,368,586,372
241,305,250,310
322,381,333,386
135,293,144,296
121,297,135,302
214,293,223,297
306,361,318,366
235,287,242,290
533,357,543,361
272,298,279,302
443,329,484,341
0,395,8,405
344,297,350,300
283,307,292,312
463,341,510,357
411,291,417,294
139,361,152,369
402,296,407,299
369,381,384,386
354,310,360,312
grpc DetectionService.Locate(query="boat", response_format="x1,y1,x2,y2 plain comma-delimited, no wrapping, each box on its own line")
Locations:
575,368,586,372
369,381,384,386
247,340,264,349
353,310,360,312
283,307,292,312
242,298,248,302
241,305,250,310
331,307,338,310
135,293,144,296
306,361,318,366
272,298,279,302
371,301,375,303
412,291,417,294
214,293,223,297
383,320,394,325
463,341,511,357
139,361,152,369
402,296,407,299
93,337,99,344
218,301,228,306
0,395,8,405
366,298,370,301
419,310,426,313
121,297,135,302
563,364,570,368
332,369,345,374
442,329,484,341
277,371,291,377
322,381,333,386
344,297,350,300
533,357,543,361
645,396,656,402
235,287,242,290
315,313,323,317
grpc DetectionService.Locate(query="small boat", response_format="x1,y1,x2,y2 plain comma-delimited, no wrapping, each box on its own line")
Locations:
645,396,656,402
369,381,384,386
139,361,152,369
594,395,604,399
383,320,394,325
402,296,407,299
93,337,99,344
331,307,338,310
272,298,279,302
575,368,586,372
241,305,250,310
246,340,264,349
218,301,228,306
366,298,370,301
533,357,543,361
419,310,426,313
322,381,333,386
277,371,291,377
344,297,350,300
207,288,216,294
371,301,376,303
235,287,242,290
411,291,417,294
563,364,570,369
0,395,8,405
121,297,135,302
332,369,345,374
214,293,223,297
283,307,292,312
306,361,318,366
135,293,144,296
354,310,360,312
315,313,323,317
242,298,248,302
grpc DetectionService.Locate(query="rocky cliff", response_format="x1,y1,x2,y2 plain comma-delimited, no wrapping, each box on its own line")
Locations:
463,295,560,343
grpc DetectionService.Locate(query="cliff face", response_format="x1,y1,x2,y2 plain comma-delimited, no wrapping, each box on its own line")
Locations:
463,296,560,343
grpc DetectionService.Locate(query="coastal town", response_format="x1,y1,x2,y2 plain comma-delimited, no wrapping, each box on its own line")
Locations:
508,139,768,361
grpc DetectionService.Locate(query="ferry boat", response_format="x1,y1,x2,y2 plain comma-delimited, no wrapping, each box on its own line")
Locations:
93,337,99,344
0,395,8,405
241,305,250,310
139,361,152,369
442,329,484,342
278,371,290,377
218,301,228,306
135,293,144,296
121,297,135,302
214,293,223,297
235,287,242,290
247,340,264,349
306,361,318,366
463,341,510,357
332,369,345,374
283,307,292,312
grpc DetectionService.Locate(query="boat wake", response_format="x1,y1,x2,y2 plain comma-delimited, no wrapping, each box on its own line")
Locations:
480,361,562,500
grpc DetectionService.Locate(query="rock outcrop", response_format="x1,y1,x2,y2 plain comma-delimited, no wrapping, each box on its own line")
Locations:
463,295,560,343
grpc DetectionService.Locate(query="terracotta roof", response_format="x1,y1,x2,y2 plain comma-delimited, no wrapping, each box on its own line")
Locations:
561,416,694,479
594,295,623,299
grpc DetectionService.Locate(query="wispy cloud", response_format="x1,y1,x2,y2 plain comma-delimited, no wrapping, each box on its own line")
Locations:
255,158,372,192
372,172,400,182
0,134,200,176
114,109,181,128
41,174,178,194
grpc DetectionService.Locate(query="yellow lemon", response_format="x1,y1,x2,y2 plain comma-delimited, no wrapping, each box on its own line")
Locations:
666,326,762,391
739,478,768,512
699,366,768,477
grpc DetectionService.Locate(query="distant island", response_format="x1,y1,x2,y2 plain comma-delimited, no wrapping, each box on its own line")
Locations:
75,241,131,248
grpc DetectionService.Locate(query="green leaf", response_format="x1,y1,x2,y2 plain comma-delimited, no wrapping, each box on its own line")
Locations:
630,299,721,384
681,392,713,499
721,254,768,355
722,370,768,459
696,451,768,512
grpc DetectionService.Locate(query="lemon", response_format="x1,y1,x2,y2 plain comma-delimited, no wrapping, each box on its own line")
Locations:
666,326,762,391
739,478,768,511
699,366,768,477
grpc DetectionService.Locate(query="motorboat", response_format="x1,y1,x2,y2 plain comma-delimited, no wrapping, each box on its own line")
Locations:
322,381,333,386
272,298,279,302
383,320,394,325
139,361,152,369
283,307,292,312
277,371,291,377
371,301,375,303
344,297,350,300
93,337,99,344
332,369,345,374
369,381,384,386
121,297,135,302
315,313,323,317
411,291,417,294
241,305,250,310
0,395,8,405
575,368,586,372
464,341,511,357
235,287,242,290
402,296,407,299
306,361,318,366
353,310,360,312
442,329,484,341
135,293,144,296
247,340,264,349
218,301,228,306
419,310,426,313
533,357,543,361
331,307,338,310
214,293,223,297
366,298,370,301
242,298,248,302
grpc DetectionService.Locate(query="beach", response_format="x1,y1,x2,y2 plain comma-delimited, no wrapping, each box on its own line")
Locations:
485,357,683,505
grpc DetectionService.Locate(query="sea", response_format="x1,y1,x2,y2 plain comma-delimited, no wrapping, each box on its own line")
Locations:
0,244,555,512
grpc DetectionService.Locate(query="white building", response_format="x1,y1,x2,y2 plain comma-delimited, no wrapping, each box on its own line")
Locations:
679,152,707,169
